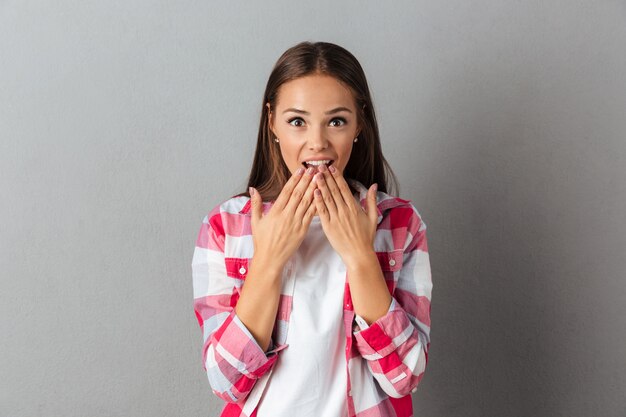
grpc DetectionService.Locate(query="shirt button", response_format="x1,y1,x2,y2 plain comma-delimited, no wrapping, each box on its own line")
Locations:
389,259,396,267
348,390,352,396
239,266,247,274
411,387,417,393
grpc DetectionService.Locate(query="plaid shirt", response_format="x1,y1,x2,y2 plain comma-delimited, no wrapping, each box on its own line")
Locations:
192,179,432,417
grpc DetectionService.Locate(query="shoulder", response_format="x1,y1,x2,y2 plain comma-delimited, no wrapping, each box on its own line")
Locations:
377,190,426,231
375,194,427,257
347,178,426,231
202,195,252,237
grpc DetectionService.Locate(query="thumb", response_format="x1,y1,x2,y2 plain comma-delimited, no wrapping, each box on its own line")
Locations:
367,183,378,222
249,187,262,224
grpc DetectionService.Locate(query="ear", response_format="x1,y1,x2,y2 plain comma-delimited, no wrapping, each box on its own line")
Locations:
266,102,274,133
357,104,366,137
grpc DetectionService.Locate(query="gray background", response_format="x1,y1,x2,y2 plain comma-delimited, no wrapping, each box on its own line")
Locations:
1,1,625,416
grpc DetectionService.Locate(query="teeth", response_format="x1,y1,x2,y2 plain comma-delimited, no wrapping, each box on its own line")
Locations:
304,160,331,166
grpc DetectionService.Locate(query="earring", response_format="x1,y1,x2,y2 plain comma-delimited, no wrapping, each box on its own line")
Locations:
354,137,358,143
274,137,279,143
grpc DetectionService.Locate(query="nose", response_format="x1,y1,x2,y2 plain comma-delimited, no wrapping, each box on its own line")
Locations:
307,127,328,151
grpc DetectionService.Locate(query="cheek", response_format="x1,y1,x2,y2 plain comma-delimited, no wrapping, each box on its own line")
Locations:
279,144,300,169
338,144,354,166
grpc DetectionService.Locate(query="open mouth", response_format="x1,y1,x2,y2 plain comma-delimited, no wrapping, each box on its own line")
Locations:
302,160,334,169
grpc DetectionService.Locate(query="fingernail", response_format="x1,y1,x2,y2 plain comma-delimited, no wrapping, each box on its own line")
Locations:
249,187,255,197
306,167,315,175
296,167,304,175
373,183,378,192
318,164,327,172
328,165,336,173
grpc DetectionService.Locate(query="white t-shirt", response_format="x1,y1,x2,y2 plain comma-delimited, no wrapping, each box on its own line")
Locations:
256,215,349,417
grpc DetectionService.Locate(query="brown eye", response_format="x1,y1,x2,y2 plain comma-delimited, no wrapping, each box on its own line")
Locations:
288,117,304,127
330,118,346,127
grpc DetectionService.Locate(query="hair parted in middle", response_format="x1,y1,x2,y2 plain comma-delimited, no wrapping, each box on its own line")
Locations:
238,40,398,201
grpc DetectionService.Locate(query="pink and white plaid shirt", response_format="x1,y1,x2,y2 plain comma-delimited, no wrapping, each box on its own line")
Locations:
192,179,432,417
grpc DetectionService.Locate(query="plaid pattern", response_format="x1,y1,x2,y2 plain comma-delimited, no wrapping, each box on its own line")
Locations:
192,179,432,417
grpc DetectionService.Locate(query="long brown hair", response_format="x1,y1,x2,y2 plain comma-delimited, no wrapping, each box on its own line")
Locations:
236,41,398,200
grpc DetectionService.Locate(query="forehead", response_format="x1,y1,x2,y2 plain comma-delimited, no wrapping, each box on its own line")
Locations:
275,74,356,109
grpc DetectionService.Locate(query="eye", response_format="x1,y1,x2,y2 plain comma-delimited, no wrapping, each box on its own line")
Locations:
330,117,347,127
287,117,305,127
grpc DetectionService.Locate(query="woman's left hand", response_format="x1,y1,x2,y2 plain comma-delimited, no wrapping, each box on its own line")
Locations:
313,164,379,267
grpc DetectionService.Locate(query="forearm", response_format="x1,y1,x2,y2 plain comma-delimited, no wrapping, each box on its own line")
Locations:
345,249,392,325
234,253,284,351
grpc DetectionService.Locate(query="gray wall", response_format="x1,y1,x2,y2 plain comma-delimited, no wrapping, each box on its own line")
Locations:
1,1,625,416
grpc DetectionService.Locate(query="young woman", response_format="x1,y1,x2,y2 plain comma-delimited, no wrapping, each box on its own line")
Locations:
192,41,433,417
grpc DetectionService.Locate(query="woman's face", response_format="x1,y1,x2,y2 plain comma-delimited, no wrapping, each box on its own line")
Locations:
268,74,361,176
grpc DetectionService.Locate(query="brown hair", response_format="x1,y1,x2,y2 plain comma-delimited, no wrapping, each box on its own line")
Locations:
236,41,398,200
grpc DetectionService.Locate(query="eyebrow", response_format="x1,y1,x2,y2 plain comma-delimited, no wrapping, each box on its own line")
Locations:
282,107,353,115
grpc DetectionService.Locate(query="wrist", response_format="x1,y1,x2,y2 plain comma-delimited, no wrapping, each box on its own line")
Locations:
343,247,378,271
250,251,286,278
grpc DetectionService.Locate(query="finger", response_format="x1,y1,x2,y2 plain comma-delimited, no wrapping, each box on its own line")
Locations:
249,187,262,225
272,167,306,210
313,188,330,222
286,166,316,212
327,165,358,211
318,164,347,210
302,195,318,226
367,183,379,223
294,172,318,220
314,171,338,218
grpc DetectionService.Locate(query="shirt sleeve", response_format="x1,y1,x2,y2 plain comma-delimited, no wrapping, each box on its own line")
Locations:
192,210,281,404
352,206,432,398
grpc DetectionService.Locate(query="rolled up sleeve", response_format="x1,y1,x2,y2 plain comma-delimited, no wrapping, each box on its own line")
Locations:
192,211,281,404
353,207,432,398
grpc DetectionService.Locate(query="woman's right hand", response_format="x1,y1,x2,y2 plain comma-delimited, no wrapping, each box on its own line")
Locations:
249,166,318,269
